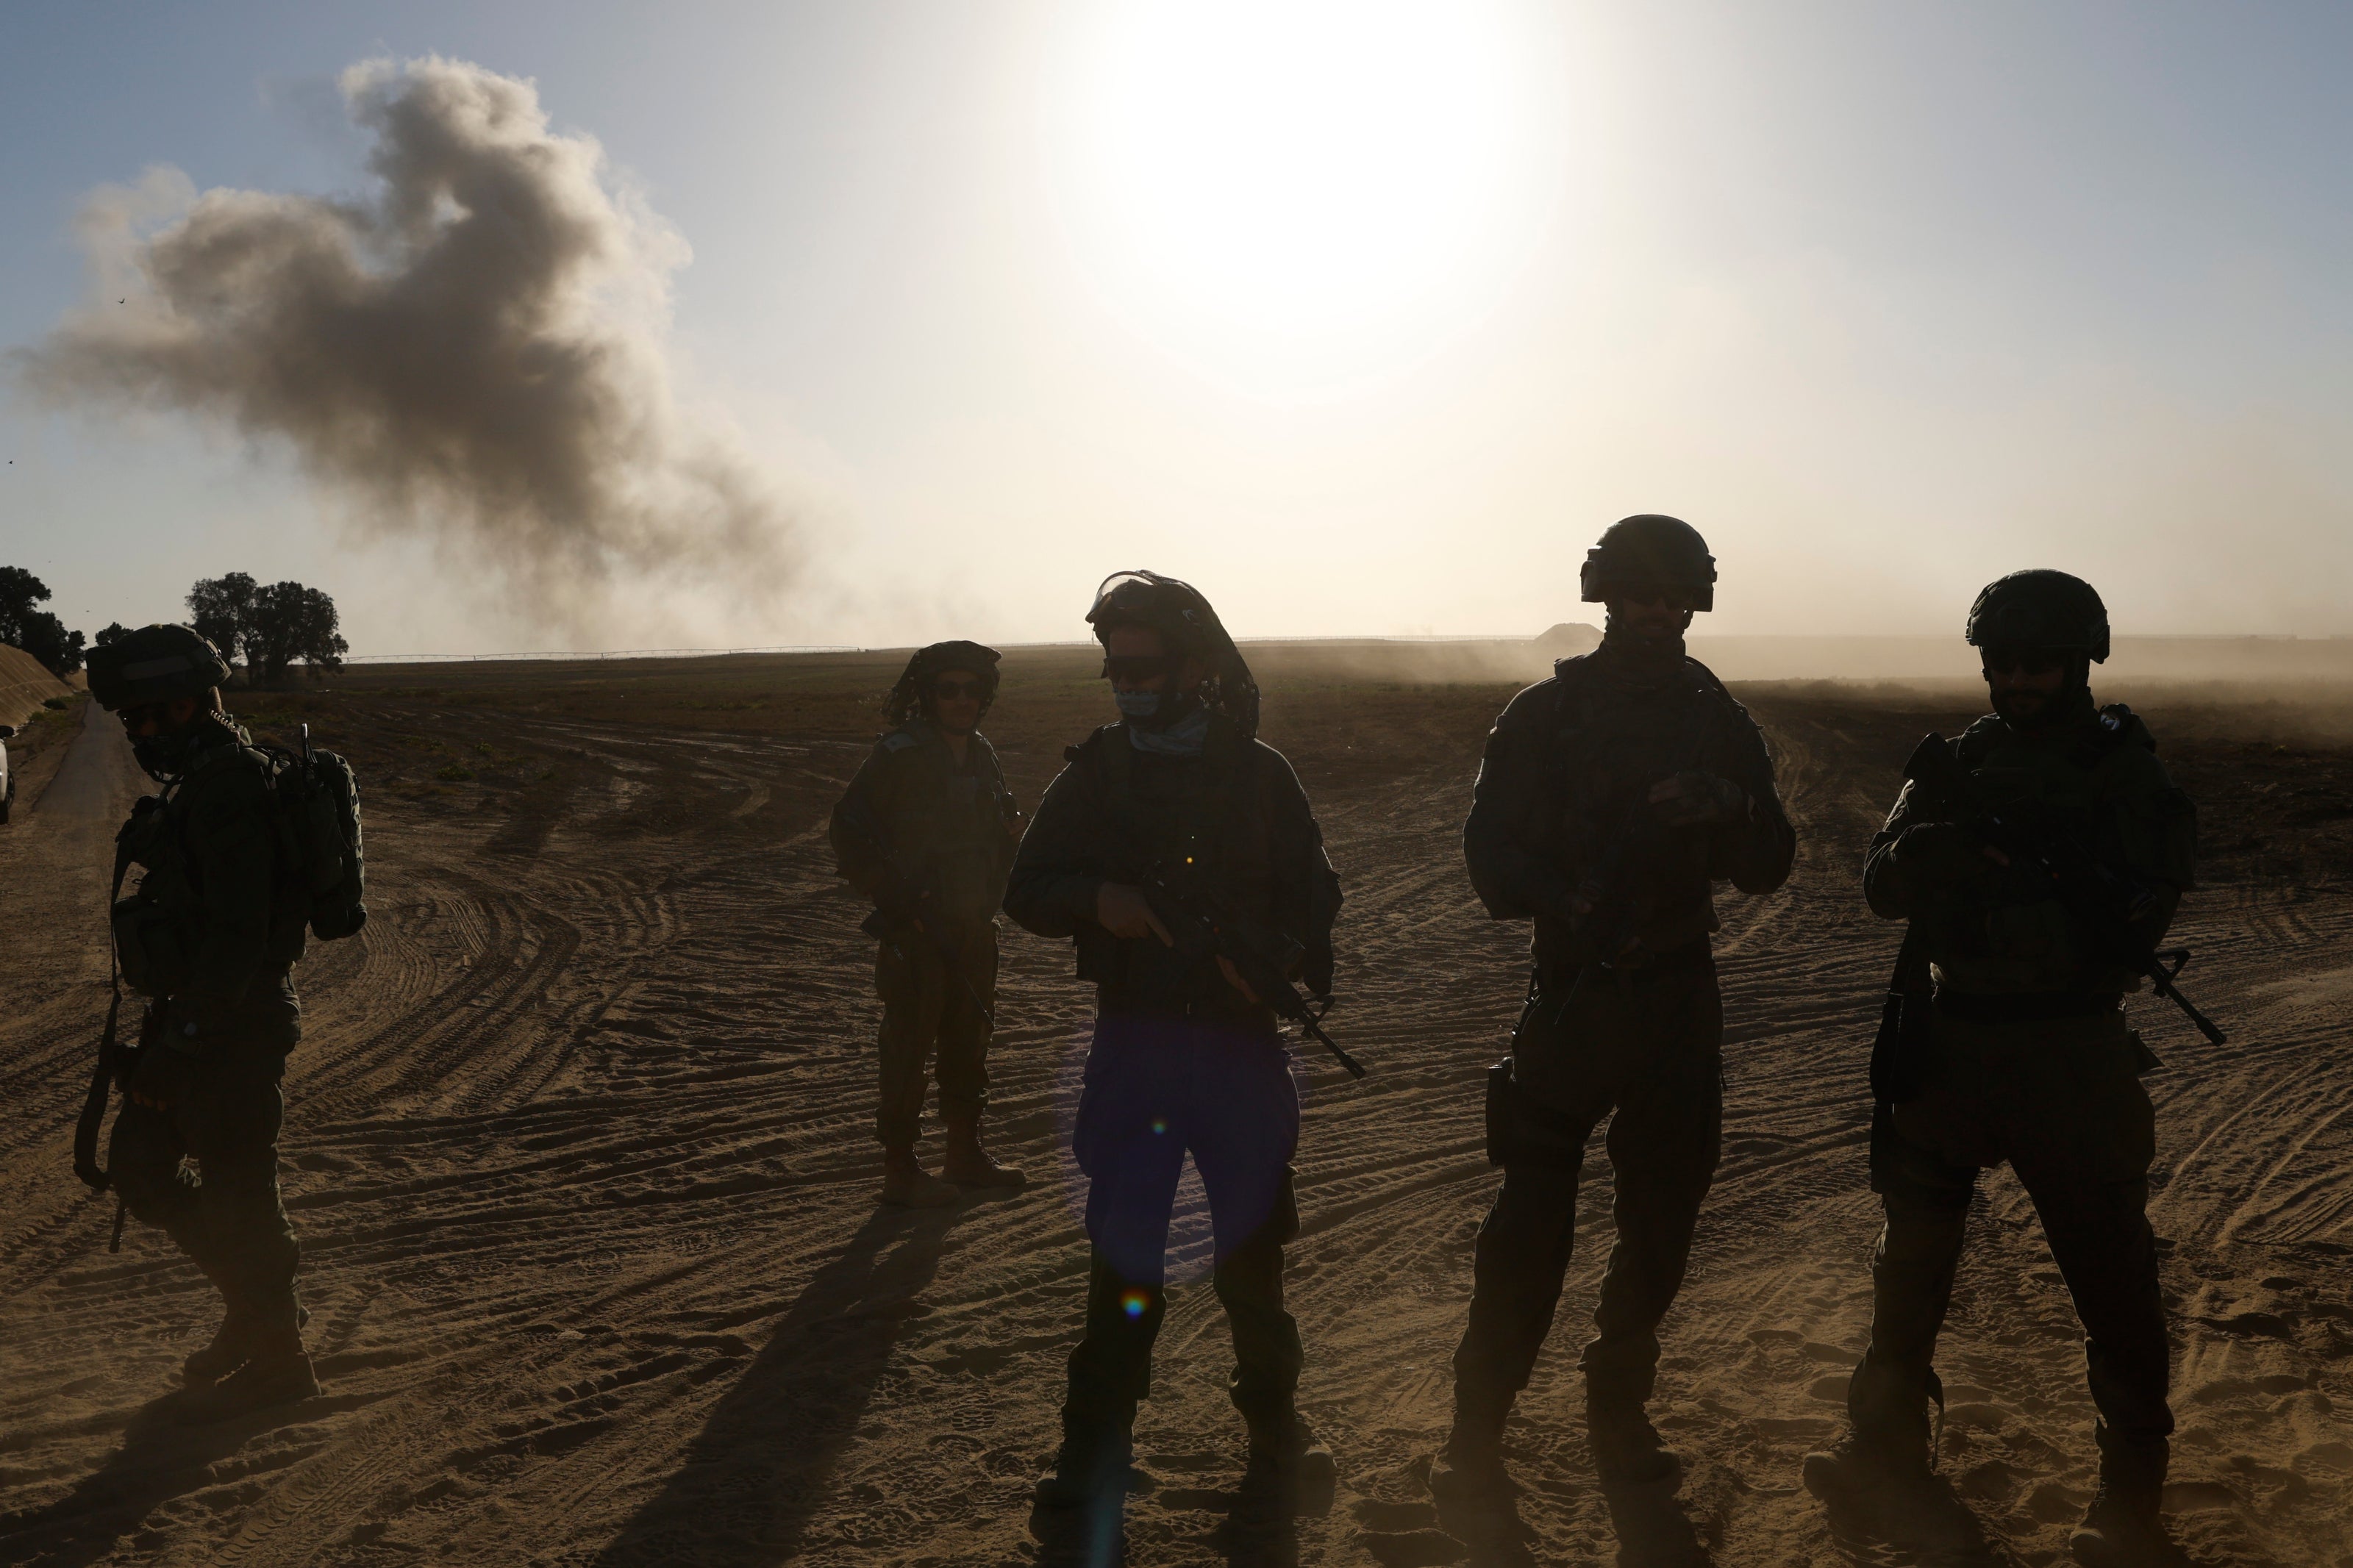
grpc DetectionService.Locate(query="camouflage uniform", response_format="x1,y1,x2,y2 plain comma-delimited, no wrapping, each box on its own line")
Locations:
1452,639,1794,1450
1845,691,2196,1494
109,715,308,1360
829,715,1018,1153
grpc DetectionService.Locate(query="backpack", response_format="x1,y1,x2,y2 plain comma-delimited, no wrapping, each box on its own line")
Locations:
258,723,368,940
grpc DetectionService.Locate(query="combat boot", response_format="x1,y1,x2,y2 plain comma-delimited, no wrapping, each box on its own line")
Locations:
2068,1481,2181,1567
1429,1389,1517,1509
182,1261,254,1389
1587,1395,1680,1486
174,1293,318,1425
1240,1411,1338,1518
2070,1434,2180,1567
1801,1425,1937,1511
879,1147,959,1208
1029,1422,1133,1564
183,1298,310,1387
941,1110,1026,1191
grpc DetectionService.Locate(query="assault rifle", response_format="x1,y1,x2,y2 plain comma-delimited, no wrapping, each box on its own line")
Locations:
1139,862,1366,1079
1902,734,2227,1046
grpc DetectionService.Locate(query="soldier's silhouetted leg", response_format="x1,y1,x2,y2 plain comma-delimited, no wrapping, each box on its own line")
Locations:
938,926,1021,1189
874,939,956,1206
2012,1066,2174,1564
1581,1037,1719,1483
1806,1104,1976,1503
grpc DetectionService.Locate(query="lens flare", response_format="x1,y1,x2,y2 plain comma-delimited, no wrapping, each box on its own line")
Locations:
1121,1291,1151,1319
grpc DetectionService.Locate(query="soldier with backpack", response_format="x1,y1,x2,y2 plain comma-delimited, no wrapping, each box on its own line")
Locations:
78,623,365,1422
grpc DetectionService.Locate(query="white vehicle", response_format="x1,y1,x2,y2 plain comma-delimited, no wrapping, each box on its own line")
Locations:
0,723,15,824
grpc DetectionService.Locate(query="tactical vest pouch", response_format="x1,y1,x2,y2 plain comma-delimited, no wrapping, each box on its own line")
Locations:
112,893,194,999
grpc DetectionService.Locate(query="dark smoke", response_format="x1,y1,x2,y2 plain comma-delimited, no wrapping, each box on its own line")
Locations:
13,57,798,634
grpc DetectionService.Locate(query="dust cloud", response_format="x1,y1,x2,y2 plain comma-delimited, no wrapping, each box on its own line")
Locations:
12,57,799,637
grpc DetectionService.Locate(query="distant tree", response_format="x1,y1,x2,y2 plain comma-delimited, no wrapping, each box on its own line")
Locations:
187,572,261,674
94,622,132,648
245,581,347,686
0,565,88,676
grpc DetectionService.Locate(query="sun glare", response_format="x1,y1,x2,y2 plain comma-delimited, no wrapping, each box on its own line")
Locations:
1046,0,1562,394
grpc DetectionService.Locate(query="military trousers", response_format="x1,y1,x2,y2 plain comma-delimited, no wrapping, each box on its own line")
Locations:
873,920,996,1150
1060,1015,1304,1443
1454,950,1724,1417
110,1019,301,1322
1850,1003,2171,1481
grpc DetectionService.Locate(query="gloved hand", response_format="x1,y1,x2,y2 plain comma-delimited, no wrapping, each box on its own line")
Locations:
1649,770,1749,828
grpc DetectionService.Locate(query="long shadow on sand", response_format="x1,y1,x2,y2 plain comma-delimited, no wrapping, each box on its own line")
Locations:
0,1388,358,1568
590,1202,968,1567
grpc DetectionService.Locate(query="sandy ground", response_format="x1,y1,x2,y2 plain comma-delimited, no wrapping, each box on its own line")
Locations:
1,653,2349,1568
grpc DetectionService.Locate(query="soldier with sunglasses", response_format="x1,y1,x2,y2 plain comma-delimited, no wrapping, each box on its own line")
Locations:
1434,515,1795,1511
1010,571,1343,1554
829,641,1026,1206
1804,572,2198,1567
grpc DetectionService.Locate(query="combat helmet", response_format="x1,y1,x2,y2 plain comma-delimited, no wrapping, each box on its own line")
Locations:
85,623,232,712
1580,515,1717,611
884,640,1003,724
1965,570,2110,663
1085,570,1260,739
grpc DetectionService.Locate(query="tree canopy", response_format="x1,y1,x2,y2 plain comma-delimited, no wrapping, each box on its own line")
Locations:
0,566,87,676
185,573,348,685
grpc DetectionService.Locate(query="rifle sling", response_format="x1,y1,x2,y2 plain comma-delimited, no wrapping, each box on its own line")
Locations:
73,831,141,1194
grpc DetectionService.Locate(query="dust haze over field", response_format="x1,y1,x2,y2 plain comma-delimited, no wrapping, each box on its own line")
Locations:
1,653,2349,1567
10,57,801,639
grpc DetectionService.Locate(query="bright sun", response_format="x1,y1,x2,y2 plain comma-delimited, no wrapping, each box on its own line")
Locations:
1046,0,1560,393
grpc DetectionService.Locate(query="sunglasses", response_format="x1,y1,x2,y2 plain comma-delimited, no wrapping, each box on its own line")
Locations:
932,676,987,701
1100,654,1176,683
1980,646,2068,676
119,702,171,731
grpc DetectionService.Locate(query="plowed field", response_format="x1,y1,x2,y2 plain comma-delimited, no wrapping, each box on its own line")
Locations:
1,648,2348,1567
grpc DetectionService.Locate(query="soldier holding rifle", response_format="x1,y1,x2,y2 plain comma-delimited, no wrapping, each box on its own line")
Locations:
1007,571,1344,1552
1804,571,2201,1568
830,640,1026,1207
1435,515,1796,1507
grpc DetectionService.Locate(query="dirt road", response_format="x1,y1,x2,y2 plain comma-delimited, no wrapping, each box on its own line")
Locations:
0,669,2346,1567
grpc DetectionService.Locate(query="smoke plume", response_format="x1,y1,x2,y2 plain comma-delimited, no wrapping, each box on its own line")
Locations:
13,57,799,634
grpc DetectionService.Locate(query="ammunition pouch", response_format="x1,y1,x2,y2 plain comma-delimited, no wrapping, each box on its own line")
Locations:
111,893,196,1000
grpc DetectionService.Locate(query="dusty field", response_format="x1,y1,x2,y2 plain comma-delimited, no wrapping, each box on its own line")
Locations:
1,648,2349,1568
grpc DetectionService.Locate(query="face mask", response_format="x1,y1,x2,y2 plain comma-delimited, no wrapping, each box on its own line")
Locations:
1114,689,1165,722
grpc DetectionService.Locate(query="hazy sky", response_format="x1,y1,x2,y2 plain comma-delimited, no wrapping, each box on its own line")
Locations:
3,1,2351,654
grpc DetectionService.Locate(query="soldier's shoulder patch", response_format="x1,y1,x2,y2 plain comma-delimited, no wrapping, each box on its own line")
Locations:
879,729,921,754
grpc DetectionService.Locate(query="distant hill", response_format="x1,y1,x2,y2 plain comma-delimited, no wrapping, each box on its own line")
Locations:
1,643,74,728
1536,623,1602,658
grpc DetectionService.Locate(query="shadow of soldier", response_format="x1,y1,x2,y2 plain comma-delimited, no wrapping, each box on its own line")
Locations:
0,1385,361,1568
589,1201,968,1568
